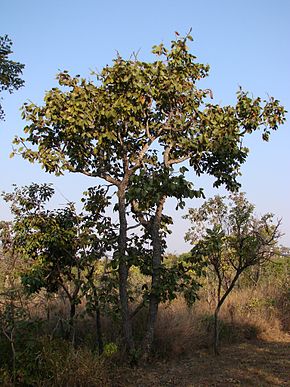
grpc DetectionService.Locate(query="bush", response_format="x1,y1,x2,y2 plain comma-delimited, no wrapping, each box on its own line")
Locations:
0,335,111,386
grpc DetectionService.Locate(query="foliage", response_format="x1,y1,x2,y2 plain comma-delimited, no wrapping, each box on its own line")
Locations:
185,193,282,274
0,219,33,385
0,334,110,386
13,35,285,184
162,253,206,305
0,35,25,120
185,193,282,354
1,183,119,339
3,184,82,295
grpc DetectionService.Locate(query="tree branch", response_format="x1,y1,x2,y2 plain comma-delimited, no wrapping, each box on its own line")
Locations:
167,154,190,166
130,300,146,319
71,167,120,187
130,136,157,173
131,200,150,229
163,144,173,167
126,223,142,232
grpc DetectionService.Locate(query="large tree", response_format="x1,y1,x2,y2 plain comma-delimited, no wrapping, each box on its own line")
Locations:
13,32,286,356
0,35,25,120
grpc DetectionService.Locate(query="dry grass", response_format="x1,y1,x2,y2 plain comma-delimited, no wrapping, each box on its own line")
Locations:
153,282,289,358
1,266,288,386
116,339,290,386
114,283,290,386
39,342,111,387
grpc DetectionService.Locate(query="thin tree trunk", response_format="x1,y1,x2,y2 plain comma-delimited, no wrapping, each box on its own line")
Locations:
70,302,76,322
59,282,78,342
69,300,76,345
118,185,135,353
95,304,104,355
213,305,221,355
86,267,104,354
46,294,50,321
92,281,103,354
213,270,241,355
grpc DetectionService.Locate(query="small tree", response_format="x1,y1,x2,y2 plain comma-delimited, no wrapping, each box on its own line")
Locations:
80,185,119,354
2,183,115,345
0,35,25,120
185,193,282,354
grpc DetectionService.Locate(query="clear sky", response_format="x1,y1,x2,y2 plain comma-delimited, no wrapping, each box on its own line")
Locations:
1,0,289,253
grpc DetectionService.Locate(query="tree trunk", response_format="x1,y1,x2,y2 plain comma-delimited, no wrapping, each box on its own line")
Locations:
142,197,165,359
142,290,159,359
213,270,241,355
69,300,76,344
253,264,261,285
95,304,104,355
213,306,220,355
118,186,135,353
70,301,76,321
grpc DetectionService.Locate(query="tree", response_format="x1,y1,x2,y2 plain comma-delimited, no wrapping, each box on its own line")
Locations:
0,35,25,120
2,183,116,346
13,32,286,357
185,193,282,354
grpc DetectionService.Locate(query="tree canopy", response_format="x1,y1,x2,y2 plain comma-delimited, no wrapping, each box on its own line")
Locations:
0,35,25,120
185,193,282,353
13,33,285,187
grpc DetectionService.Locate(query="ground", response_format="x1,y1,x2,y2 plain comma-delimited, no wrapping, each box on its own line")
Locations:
113,336,290,386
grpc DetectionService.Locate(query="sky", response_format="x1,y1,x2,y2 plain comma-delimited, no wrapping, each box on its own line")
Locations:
1,0,289,253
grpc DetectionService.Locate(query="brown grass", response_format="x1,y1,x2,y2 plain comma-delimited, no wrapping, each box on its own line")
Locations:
115,339,290,386
40,343,111,387
2,269,288,386
152,282,289,358
112,282,290,386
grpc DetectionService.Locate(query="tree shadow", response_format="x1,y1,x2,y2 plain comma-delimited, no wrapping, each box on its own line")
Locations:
119,339,290,386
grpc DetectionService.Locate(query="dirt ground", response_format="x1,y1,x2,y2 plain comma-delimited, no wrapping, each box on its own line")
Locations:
113,337,290,386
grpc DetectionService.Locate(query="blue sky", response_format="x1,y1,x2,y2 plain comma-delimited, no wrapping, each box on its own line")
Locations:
1,0,289,252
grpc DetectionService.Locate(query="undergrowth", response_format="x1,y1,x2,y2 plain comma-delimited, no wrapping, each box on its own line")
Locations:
0,258,288,385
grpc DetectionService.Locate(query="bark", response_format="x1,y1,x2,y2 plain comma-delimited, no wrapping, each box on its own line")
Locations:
86,266,104,355
213,270,241,355
142,197,165,359
118,184,135,353
213,305,221,355
95,304,104,355
59,279,80,343
68,300,76,344
70,301,76,322
253,264,261,285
